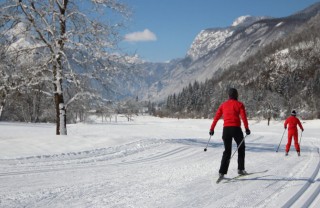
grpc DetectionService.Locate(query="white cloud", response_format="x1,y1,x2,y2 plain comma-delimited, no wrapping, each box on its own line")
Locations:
124,29,157,42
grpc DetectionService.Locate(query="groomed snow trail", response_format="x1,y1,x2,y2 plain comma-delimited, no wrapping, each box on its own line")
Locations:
0,118,319,207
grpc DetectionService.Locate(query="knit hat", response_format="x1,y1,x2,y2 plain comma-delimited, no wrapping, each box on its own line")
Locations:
291,110,296,116
228,88,238,100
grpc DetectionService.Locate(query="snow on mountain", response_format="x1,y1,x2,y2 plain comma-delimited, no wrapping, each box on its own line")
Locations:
186,28,233,61
186,16,268,61
232,15,252,27
231,15,268,27
121,54,146,64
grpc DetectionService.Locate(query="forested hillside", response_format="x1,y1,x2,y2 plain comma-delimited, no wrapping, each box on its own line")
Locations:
164,14,320,120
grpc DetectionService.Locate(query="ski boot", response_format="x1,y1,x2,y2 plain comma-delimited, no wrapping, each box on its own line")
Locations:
238,170,248,175
216,173,224,183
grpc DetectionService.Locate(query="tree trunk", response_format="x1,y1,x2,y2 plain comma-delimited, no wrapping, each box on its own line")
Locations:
54,92,67,135
0,88,8,121
54,0,68,135
53,62,67,135
0,103,4,121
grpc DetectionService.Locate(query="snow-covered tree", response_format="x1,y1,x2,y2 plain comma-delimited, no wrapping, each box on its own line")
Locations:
0,33,41,120
0,0,130,134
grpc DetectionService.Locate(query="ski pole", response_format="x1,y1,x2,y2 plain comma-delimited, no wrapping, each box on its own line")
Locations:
204,135,212,152
276,128,286,152
230,135,248,160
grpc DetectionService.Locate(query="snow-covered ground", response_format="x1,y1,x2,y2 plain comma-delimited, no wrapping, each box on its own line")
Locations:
0,115,319,208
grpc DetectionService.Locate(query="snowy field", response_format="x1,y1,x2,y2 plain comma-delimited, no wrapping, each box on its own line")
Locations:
0,115,319,208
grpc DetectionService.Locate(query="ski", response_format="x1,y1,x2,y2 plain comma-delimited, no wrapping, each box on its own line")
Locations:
223,169,268,183
215,170,268,184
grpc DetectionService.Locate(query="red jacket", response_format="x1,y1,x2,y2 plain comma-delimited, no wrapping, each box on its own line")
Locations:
210,99,249,131
284,116,304,132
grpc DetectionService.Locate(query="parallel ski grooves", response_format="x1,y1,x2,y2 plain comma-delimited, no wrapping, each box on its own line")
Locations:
282,147,320,208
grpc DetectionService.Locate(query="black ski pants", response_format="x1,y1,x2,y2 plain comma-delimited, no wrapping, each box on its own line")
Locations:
219,126,245,174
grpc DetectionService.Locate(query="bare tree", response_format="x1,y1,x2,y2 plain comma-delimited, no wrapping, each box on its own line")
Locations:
0,0,130,135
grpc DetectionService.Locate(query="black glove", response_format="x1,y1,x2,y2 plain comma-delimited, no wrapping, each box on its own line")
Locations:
209,130,214,136
245,129,251,135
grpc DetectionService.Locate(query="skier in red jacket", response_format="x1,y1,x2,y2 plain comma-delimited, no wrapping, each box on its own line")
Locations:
209,88,250,179
284,110,304,156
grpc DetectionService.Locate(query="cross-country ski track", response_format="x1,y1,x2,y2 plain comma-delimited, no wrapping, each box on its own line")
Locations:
0,116,319,208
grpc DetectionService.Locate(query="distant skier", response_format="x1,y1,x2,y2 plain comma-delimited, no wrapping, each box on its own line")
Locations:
284,110,304,156
209,88,250,180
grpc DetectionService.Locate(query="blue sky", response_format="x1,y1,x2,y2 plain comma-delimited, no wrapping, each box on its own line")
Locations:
120,0,320,62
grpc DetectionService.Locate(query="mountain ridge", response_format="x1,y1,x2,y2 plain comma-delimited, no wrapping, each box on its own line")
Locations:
137,2,320,102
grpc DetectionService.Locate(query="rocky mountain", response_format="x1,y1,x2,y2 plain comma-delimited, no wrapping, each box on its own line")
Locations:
186,15,268,61
164,11,320,119
134,2,320,102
